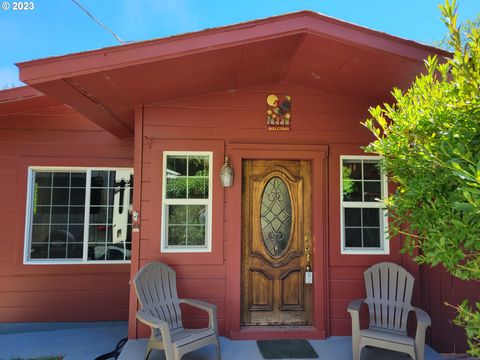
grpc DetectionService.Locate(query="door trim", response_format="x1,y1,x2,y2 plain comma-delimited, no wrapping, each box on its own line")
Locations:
225,143,328,340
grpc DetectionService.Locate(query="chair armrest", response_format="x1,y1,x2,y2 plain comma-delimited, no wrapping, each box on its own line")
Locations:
347,299,364,314
347,299,365,356
137,309,172,344
180,299,218,334
136,309,168,329
413,307,431,327
413,307,431,358
181,298,217,312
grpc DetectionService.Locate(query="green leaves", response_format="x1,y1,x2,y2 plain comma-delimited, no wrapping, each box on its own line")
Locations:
363,0,480,355
364,0,480,279
451,301,480,357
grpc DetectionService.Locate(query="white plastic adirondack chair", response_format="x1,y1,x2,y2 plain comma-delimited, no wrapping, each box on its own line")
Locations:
133,262,221,360
347,262,431,360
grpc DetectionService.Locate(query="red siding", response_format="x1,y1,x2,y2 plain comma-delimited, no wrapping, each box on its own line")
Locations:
1,82,475,353
134,82,381,338
421,265,480,353
0,101,133,322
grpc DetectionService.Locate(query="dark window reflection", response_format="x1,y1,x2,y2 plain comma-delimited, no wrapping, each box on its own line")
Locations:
30,169,133,261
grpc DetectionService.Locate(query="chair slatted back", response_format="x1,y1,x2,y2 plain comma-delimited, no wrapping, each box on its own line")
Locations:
133,262,183,330
364,262,414,334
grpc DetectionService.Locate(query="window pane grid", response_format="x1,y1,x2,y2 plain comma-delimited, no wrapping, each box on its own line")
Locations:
88,170,133,261
361,163,365,202
341,158,386,252
28,169,133,263
47,172,53,257
166,204,207,248
344,207,381,248
166,155,210,200
163,153,211,251
343,159,382,202
30,171,87,260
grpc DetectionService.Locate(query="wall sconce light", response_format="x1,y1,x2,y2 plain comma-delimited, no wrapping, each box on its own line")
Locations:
220,157,234,187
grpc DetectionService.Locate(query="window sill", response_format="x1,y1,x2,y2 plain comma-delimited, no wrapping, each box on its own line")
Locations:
341,249,389,255
161,248,211,253
24,260,131,265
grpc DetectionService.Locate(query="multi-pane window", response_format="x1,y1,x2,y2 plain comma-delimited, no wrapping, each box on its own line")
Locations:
162,152,212,252
340,157,388,254
26,168,133,263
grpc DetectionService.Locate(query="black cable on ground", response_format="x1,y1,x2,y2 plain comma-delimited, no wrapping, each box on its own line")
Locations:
94,337,128,360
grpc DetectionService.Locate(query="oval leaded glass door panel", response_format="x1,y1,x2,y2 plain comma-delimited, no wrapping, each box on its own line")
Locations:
260,176,292,257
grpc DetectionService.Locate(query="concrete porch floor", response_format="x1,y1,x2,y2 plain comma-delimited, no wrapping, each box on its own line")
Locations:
119,336,445,360
0,321,448,360
0,321,128,360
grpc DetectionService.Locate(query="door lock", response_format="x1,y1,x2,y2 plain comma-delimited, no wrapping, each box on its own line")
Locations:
304,235,313,284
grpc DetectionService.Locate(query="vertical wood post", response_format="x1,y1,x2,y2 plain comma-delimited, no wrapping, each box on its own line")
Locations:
128,105,144,339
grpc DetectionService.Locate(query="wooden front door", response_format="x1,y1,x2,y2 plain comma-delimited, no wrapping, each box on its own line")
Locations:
241,160,312,326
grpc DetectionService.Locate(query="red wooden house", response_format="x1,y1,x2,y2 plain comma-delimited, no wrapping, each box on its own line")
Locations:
0,11,477,353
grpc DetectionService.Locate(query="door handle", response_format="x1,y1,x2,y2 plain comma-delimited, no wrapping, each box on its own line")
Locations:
304,235,313,283
304,235,312,271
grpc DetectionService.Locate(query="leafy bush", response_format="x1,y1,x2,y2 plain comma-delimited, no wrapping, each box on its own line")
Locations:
363,0,480,355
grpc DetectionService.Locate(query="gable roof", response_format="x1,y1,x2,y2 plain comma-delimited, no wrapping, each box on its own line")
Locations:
12,11,448,138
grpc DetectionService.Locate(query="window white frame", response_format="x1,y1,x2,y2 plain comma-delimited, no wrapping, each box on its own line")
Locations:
340,156,389,255
161,151,213,253
24,166,133,265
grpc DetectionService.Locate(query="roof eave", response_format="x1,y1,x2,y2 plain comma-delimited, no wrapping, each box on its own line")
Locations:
17,11,450,86
0,86,44,103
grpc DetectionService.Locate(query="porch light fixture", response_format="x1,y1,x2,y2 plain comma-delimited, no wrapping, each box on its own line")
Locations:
220,157,234,187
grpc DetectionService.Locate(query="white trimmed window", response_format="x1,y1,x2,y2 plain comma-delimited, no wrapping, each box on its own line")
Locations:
161,152,212,252
340,156,389,254
25,167,133,264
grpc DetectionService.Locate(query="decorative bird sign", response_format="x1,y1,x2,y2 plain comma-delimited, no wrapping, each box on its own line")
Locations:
266,94,292,131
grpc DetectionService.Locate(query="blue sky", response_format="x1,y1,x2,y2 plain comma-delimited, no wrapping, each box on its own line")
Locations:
0,0,479,89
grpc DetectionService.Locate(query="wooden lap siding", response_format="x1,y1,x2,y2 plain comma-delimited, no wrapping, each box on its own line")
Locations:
136,82,398,338
0,102,133,322
421,264,480,353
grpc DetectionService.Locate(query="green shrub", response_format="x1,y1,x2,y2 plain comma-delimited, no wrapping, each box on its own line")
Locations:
363,0,480,355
